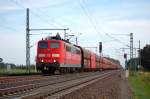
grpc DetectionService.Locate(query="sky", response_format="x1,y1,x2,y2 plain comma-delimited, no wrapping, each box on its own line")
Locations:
0,0,150,66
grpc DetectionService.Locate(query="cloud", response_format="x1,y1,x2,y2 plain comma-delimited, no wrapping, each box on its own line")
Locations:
102,19,150,35
0,6,19,11
0,0,20,11
0,0,71,11
0,33,26,64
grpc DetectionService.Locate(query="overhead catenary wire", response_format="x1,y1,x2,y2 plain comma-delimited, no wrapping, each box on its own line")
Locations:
77,0,131,49
77,0,103,41
30,33,52,35
81,0,101,31
33,8,66,28
105,33,130,47
10,0,64,28
0,14,23,32
30,42,37,48
0,24,20,32
10,0,69,39
108,34,130,36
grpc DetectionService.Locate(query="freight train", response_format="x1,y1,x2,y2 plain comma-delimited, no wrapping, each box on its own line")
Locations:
36,34,121,74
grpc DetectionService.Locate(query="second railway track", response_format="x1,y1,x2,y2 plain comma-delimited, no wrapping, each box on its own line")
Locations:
0,70,120,99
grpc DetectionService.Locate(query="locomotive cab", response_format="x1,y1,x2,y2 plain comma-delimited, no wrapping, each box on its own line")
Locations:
36,40,62,74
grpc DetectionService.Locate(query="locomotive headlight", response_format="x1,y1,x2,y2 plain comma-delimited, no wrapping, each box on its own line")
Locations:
53,60,56,62
41,60,44,62
52,54,60,57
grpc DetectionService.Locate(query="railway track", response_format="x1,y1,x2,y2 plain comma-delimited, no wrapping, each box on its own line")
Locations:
0,72,101,89
0,72,101,97
0,70,119,99
0,75,63,89
0,75,43,83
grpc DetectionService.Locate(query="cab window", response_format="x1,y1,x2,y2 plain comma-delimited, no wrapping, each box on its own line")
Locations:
39,42,48,49
50,42,59,48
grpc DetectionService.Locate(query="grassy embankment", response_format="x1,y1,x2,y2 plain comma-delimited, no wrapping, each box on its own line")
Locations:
0,68,38,76
129,71,150,99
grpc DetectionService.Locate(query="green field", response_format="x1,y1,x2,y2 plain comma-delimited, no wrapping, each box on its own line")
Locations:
129,72,150,99
0,68,38,76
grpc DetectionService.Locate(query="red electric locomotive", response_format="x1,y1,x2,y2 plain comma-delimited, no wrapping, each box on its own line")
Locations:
36,34,81,74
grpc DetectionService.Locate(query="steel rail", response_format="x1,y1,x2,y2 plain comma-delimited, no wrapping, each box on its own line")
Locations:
19,70,118,99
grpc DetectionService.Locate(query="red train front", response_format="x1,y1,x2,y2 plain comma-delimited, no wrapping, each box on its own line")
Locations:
36,35,82,74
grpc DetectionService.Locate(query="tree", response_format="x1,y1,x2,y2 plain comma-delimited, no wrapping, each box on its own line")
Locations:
0,58,3,62
126,58,138,70
141,45,150,71
0,62,6,68
104,57,120,65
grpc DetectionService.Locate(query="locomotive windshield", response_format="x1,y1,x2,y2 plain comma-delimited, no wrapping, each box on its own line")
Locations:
39,42,48,49
50,42,59,48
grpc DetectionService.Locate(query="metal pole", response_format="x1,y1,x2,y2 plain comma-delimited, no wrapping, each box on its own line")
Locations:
30,29,69,31
26,8,30,73
132,33,134,75
130,34,131,72
134,48,136,57
139,40,141,68
125,57,127,70
130,33,133,75
99,42,102,71
76,37,78,45
64,29,66,40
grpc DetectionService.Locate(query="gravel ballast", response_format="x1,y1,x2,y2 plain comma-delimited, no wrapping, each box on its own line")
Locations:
60,70,133,99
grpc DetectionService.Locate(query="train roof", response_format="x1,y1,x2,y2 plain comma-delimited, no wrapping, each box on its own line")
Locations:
42,33,71,44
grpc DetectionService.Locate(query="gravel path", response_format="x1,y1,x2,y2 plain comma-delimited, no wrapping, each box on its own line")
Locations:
59,70,133,99
119,71,133,99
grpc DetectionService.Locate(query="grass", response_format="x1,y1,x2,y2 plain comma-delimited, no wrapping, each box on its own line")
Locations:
0,68,38,76
129,71,150,99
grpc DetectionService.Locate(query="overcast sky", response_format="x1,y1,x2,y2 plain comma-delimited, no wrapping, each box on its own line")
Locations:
0,0,150,66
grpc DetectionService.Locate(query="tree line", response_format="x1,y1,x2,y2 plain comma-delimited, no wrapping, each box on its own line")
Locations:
127,44,150,71
0,61,35,70
141,45,150,71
